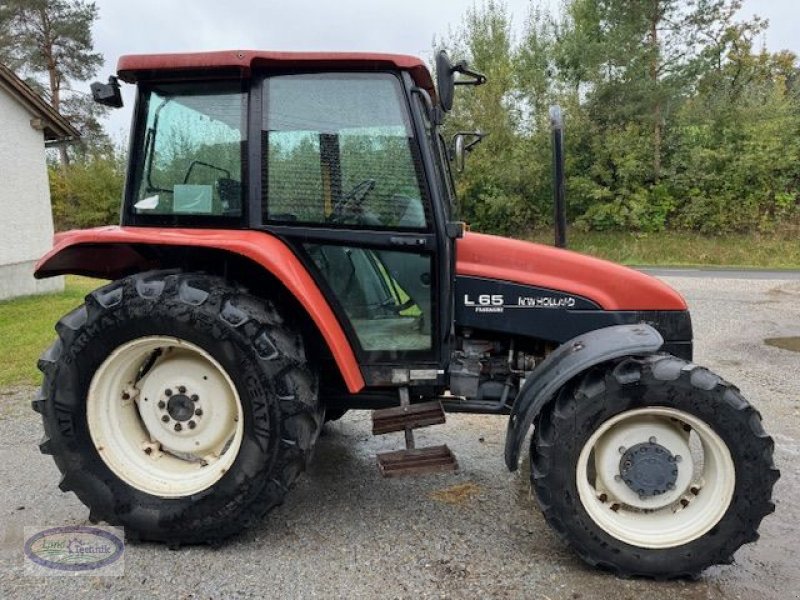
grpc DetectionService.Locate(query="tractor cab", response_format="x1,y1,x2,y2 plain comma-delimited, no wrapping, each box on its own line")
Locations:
108,51,475,383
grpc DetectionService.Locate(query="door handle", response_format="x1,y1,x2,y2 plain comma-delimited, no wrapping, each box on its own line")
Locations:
389,236,427,247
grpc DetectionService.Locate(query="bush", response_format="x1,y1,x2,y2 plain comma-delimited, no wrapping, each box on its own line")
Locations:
49,155,125,231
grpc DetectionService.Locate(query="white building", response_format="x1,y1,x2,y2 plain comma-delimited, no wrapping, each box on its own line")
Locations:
0,64,79,300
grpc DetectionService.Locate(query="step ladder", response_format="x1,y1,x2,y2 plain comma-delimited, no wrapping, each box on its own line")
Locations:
372,387,458,477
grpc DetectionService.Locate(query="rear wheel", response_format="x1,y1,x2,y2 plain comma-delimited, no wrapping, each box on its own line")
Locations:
34,271,323,544
531,355,779,578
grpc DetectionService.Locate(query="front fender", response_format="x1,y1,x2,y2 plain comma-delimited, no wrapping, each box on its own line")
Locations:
35,226,365,393
504,324,664,471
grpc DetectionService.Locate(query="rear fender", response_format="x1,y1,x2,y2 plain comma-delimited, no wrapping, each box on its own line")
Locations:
35,226,365,393
504,324,664,471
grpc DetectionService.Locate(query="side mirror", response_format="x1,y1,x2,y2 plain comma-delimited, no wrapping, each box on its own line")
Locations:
435,50,487,113
436,50,456,112
451,132,486,173
90,76,123,108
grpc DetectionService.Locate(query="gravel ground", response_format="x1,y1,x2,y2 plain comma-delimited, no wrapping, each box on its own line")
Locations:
0,275,799,599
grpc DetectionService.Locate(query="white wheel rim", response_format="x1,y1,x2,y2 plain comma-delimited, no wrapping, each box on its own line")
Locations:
576,407,735,549
87,336,244,498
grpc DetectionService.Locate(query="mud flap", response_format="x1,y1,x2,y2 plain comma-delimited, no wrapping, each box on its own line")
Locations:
504,324,664,471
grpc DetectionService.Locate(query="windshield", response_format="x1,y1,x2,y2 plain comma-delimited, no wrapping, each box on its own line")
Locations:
131,81,246,218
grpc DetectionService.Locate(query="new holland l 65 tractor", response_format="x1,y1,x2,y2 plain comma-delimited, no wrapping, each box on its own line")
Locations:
32,50,778,578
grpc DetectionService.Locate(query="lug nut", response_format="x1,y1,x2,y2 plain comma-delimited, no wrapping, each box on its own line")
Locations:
618,446,626,454
191,394,199,402
614,474,622,482
649,436,657,444
195,408,203,417
178,386,186,394
188,420,196,429
674,454,682,462
174,423,182,432
165,388,173,397
161,415,169,423
666,482,675,490
158,400,166,409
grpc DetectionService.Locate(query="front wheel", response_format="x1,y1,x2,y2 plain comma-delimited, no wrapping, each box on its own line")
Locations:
34,271,323,545
531,355,779,578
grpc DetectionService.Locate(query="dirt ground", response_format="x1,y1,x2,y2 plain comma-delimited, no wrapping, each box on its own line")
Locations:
0,274,798,599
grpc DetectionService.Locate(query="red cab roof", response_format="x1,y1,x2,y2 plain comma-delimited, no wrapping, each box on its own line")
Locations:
117,50,435,97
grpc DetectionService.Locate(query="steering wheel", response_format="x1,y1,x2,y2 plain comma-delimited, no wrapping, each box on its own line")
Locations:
329,179,376,223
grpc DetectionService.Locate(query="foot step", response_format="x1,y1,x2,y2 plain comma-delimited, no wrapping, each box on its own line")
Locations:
376,444,458,477
371,400,446,435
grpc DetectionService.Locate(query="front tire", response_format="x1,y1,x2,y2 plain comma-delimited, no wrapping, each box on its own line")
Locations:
34,271,323,545
531,355,779,578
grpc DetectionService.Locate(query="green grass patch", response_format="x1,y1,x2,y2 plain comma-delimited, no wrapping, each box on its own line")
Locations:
525,230,800,268
0,276,101,388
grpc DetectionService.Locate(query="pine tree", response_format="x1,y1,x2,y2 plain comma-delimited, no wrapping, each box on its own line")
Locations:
0,0,105,164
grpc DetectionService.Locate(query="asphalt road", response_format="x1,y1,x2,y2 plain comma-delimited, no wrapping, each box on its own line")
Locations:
1,273,799,599
639,267,800,280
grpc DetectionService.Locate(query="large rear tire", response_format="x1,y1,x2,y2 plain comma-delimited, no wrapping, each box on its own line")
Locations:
531,355,779,578
34,270,323,545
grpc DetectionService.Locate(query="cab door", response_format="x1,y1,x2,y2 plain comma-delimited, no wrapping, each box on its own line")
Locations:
256,71,453,385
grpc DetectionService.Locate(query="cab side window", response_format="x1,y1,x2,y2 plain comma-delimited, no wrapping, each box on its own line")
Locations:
263,73,429,229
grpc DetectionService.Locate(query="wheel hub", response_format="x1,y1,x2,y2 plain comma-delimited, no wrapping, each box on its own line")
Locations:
619,440,679,497
134,349,238,455
167,393,195,422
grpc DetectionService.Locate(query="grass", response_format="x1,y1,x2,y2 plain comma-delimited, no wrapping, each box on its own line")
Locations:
0,230,798,389
0,276,101,388
525,229,800,268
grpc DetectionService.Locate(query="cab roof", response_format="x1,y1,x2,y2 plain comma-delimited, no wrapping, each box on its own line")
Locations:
117,50,435,99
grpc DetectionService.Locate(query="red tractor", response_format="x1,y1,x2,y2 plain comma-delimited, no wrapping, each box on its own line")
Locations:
33,50,778,578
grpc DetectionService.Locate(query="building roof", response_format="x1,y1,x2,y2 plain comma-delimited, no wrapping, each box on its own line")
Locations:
117,50,436,100
0,63,81,142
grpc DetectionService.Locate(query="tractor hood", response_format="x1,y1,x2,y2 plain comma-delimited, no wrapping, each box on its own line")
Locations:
455,232,687,311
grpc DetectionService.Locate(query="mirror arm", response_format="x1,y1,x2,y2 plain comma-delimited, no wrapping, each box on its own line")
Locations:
450,131,486,173
452,61,487,87
464,132,486,153
451,131,486,153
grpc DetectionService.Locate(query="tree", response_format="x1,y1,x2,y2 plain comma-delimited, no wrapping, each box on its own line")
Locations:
436,0,797,234
0,0,105,163
556,0,763,180
437,1,552,234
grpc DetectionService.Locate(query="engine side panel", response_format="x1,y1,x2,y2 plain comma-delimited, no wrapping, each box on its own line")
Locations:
455,276,692,360
456,232,687,311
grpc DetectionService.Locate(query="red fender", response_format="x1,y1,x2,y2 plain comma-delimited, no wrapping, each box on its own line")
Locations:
35,226,365,393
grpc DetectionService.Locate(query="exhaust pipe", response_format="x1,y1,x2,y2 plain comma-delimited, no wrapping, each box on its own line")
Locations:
550,105,567,249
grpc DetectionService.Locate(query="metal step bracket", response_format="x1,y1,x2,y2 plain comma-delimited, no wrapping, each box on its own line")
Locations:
374,387,458,477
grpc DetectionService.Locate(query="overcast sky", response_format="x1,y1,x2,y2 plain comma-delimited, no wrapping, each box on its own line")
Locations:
90,0,799,142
